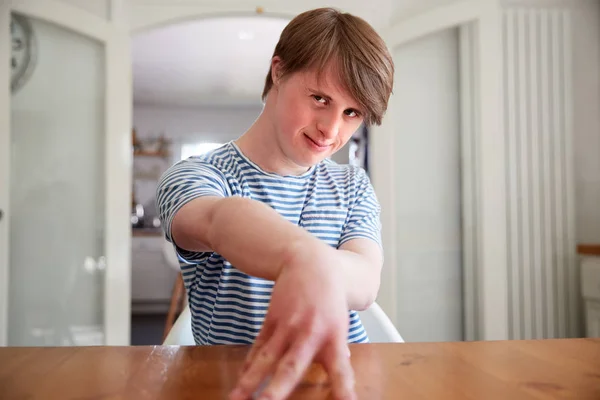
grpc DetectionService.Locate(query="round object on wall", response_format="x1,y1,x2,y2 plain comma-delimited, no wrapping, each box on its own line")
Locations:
11,13,37,93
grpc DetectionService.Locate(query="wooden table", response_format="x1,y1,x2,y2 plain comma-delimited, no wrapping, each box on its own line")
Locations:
1,339,599,399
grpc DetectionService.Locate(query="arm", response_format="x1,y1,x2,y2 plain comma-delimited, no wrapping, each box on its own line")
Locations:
171,195,380,310
174,196,362,400
336,238,383,310
334,167,384,310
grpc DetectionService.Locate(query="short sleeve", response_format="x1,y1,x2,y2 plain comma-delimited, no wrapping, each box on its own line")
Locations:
156,158,229,245
339,168,382,248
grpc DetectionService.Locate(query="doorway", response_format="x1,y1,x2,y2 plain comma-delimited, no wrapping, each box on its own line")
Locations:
129,15,290,345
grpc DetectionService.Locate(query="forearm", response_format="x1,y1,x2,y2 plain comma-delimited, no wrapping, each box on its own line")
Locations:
178,196,380,309
334,248,382,311
205,197,329,281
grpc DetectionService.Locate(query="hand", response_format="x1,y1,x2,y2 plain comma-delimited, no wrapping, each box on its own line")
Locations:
229,246,356,400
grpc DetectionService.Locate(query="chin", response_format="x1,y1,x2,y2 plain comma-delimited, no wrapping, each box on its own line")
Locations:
294,157,318,168
286,137,332,166
290,152,321,168
306,155,329,167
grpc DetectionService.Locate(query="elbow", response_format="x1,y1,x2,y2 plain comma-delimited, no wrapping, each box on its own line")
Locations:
354,283,380,311
354,297,375,312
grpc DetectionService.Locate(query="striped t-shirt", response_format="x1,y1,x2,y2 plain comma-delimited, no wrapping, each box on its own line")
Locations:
156,142,382,345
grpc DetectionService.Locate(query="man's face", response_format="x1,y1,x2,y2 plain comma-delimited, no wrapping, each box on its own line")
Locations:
270,60,365,168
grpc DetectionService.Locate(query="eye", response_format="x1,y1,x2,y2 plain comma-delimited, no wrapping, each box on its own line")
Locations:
312,95,327,104
344,109,360,118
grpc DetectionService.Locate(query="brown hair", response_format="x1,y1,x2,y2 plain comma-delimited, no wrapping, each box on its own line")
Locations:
262,7,394,126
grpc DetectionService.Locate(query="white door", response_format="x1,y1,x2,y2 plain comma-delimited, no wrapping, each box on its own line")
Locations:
0,1,131,346
391,28,464,342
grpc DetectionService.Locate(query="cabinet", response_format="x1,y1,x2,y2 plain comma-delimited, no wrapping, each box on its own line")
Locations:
581,256,600,338
585,302,600,338
131,236,178,313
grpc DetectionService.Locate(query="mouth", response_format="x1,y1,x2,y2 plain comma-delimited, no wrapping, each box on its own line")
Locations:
304,134,331,151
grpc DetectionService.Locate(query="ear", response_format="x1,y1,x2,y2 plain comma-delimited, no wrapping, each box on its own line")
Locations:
271,56,283,86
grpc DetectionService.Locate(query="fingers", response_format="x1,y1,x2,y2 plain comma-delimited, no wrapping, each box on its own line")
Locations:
242,319,274,372
322,339,357,400
257,333,319,400
230,326,288,400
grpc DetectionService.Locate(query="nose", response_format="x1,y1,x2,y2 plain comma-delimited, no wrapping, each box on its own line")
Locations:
316,112,342,140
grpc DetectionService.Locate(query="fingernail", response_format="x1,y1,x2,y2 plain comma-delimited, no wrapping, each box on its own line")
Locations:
347,347,351,357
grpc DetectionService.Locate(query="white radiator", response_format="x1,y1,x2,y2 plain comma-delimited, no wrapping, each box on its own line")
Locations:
502,7,579,339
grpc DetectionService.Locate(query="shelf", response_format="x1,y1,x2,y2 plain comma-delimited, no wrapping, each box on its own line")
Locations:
578,244,600,256
134,150,170,158
134,172,162,180
133,229,163,237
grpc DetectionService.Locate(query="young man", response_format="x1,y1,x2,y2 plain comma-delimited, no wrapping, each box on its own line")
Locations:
157,7,393,400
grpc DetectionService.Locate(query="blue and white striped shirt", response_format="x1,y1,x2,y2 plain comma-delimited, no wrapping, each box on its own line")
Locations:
157,142,382,345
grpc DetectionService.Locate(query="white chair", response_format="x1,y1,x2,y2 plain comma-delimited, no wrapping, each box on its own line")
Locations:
163,302,194,345
163,302,403,345
357,302,404,343
162,238,181,272
162,239,187,341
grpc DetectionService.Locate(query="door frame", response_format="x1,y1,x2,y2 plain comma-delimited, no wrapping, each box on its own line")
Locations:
370,0,509,341
0,0,132,346
128,1,508,340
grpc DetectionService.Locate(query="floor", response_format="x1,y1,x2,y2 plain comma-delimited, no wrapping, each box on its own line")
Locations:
131,313,167,345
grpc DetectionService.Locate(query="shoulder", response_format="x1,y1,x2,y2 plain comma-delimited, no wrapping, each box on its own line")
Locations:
317,161,379,209
184,142,234,170
318,159,371,188
157,143,238,198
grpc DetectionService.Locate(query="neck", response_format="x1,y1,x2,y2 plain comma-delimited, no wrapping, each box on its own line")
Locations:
235,100,310,177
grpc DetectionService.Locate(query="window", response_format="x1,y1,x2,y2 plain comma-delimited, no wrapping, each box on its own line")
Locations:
180,142,223,160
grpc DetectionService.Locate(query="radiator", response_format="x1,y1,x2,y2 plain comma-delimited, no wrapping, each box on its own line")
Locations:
502,6,580,339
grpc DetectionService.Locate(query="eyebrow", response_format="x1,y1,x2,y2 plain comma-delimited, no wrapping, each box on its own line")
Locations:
307,87,363,114
308,87,333,102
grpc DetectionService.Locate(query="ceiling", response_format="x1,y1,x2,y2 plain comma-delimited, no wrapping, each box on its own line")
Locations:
132,16,290,108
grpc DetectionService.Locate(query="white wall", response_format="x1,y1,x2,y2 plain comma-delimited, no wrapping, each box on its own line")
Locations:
9,15,105,345
59,0,109,20
391,0,463,22
573,0,600,244
128,0,395,35
391,28,463,342
133,104,261,145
